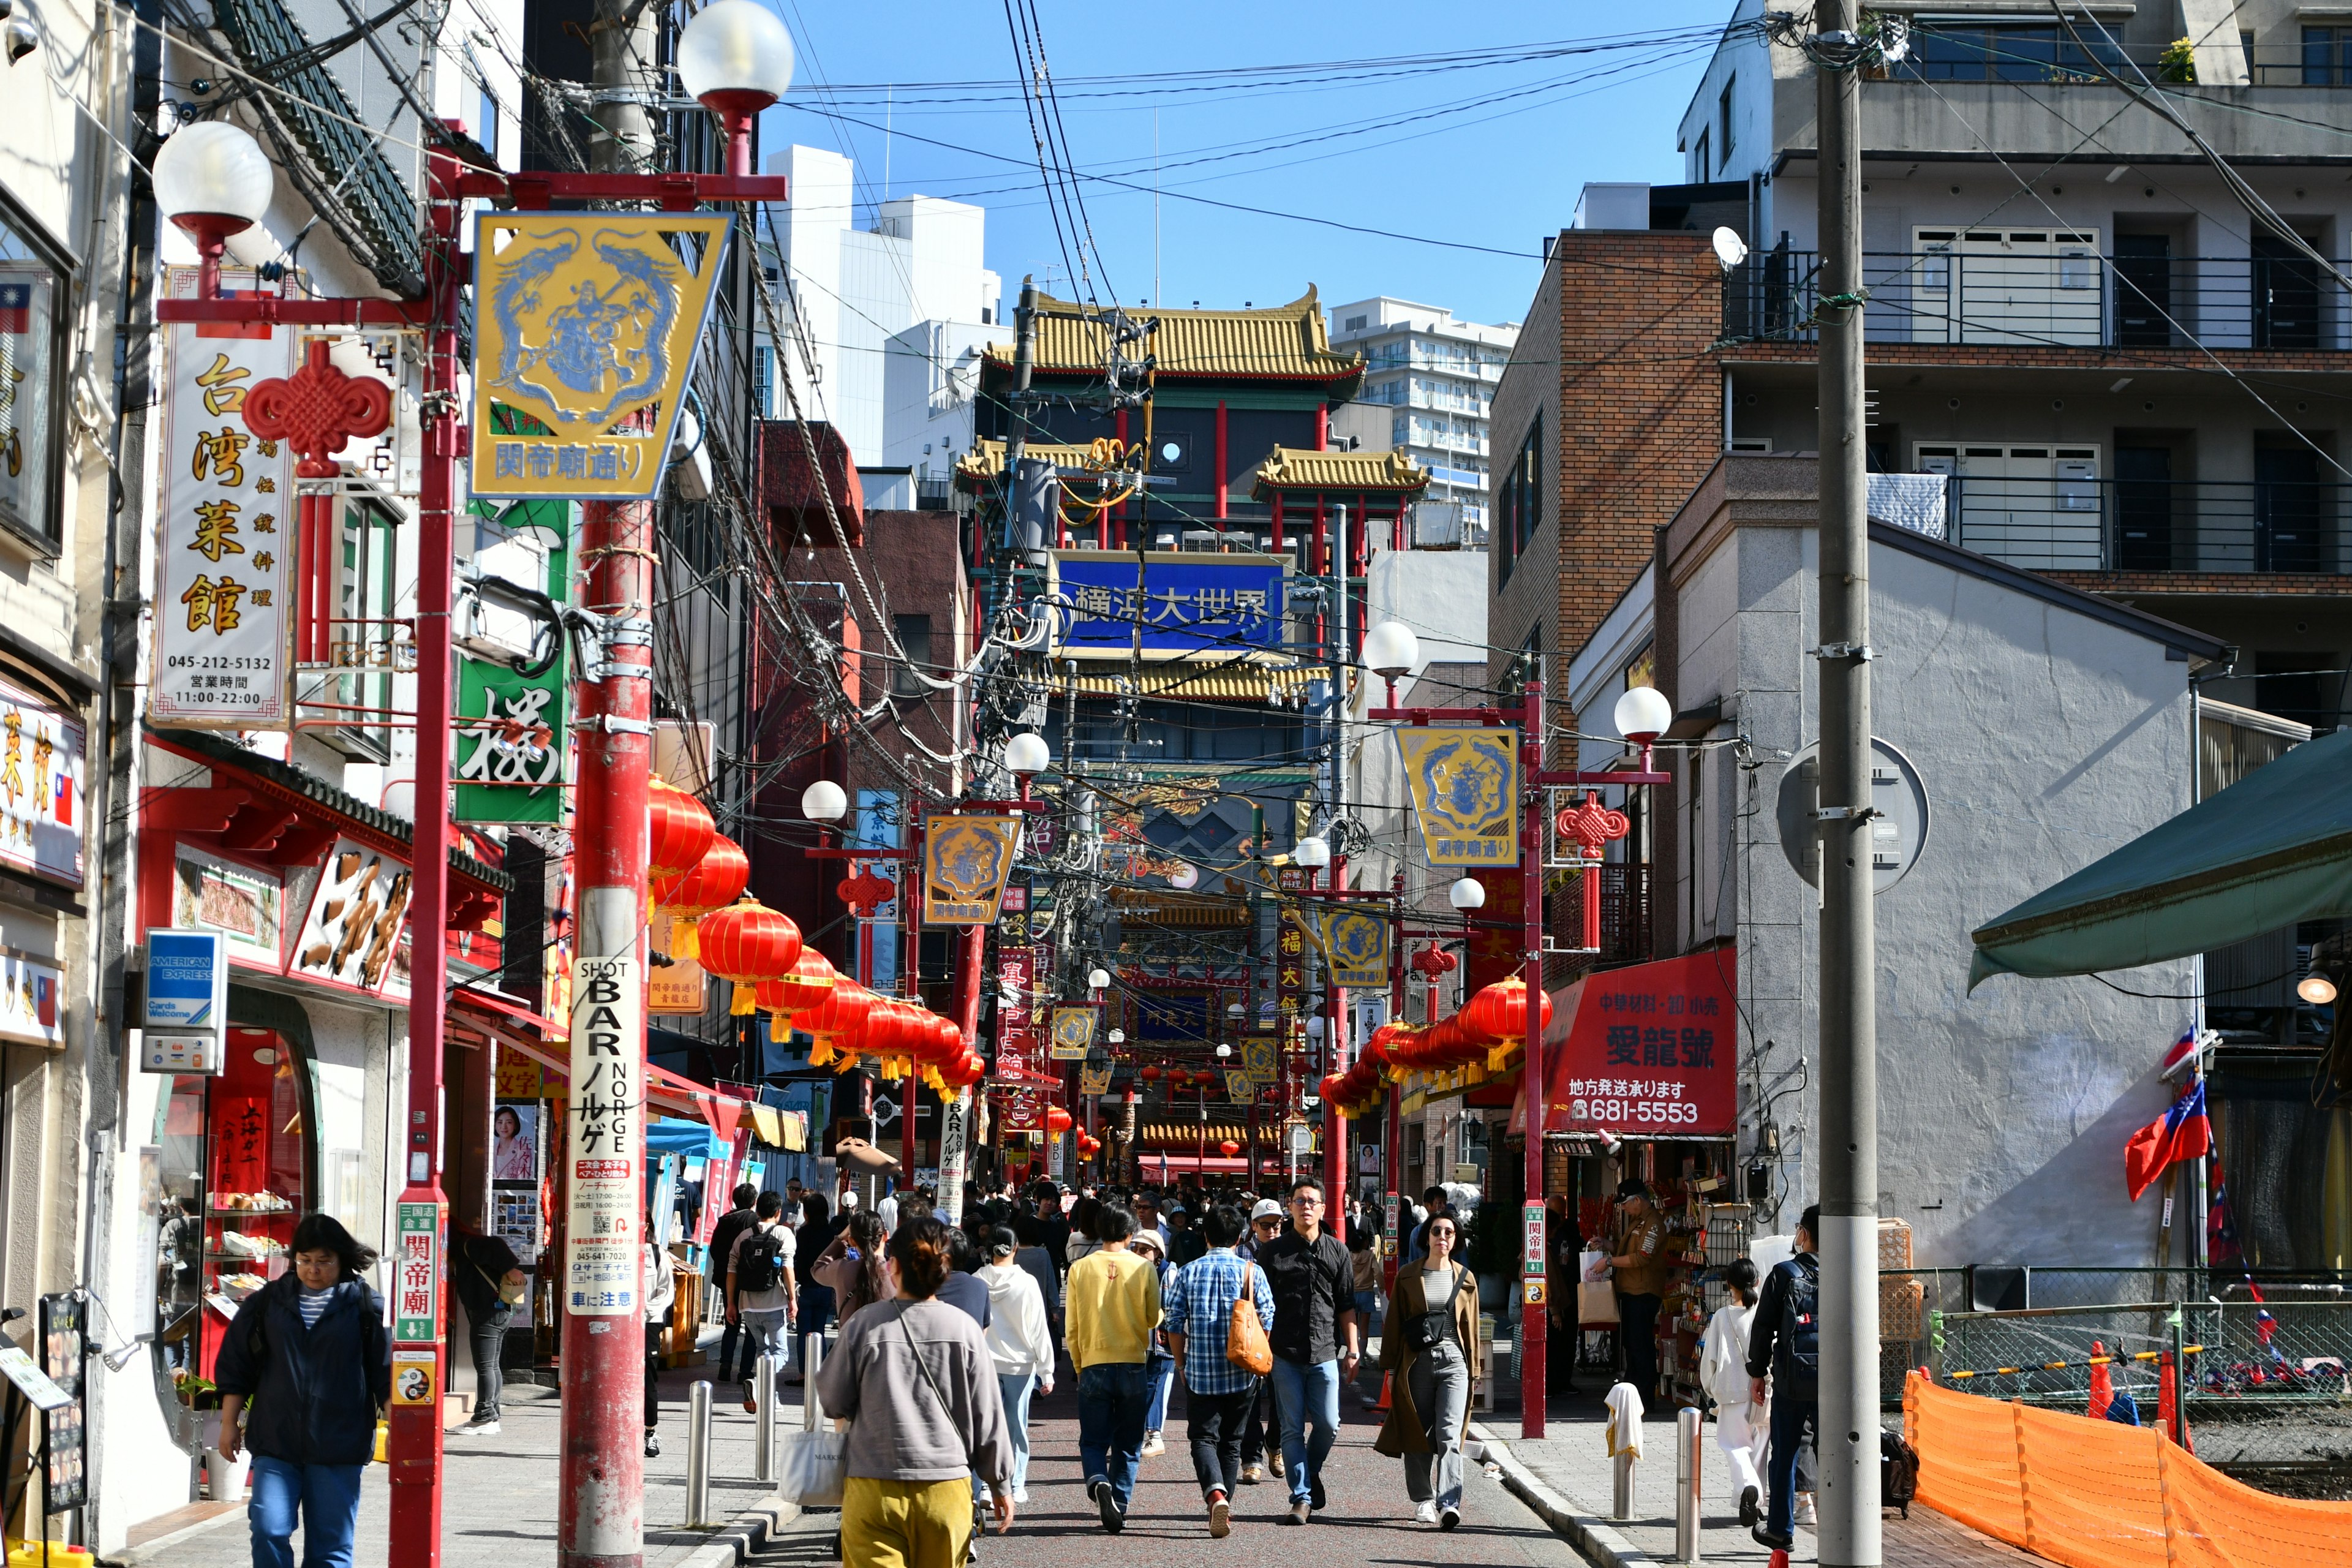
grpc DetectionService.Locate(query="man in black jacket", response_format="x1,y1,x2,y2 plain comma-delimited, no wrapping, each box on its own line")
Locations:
706,1183,761,1384
448,1227,523,1435
1745,1205,1820,1551
1257,1177,1358,1526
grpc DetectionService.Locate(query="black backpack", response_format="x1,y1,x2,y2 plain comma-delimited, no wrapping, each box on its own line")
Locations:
737,1227,786,1294
1776,1255,1820,1381
1880,1428,1919,1517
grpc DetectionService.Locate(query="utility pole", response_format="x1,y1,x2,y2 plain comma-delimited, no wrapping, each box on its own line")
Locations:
1814,4,1881,1564
1322,505,1351,1212
1006,279,1041,560
558,0,658,1561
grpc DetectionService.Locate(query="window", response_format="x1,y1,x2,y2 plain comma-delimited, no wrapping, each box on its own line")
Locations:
1896,23,2119,80
477,84,500,160
1495,415,1542,584
1693,129,1710,181
1344,314,1368,332
753,345,774,419
1719,77,1736,160
2305,26,2352,84
891,613,932,698
0,198,64,548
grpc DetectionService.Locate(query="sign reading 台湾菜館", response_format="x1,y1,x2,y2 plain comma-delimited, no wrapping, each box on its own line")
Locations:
922,816,1019,925
566,955,641,1314
1396,727,1520,869
470,213,733,500
1544,950,1738,1138
1051,551,1285,660
152,323,297,727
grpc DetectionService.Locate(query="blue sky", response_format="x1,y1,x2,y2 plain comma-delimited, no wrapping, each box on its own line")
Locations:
755,1,1737,328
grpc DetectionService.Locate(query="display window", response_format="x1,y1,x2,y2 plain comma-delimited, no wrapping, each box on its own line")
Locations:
152,1027,314,1412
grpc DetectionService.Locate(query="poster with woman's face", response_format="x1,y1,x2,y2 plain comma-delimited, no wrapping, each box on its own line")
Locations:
491,1101,541,1185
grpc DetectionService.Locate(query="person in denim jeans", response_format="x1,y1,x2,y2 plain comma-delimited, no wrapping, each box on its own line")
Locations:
729,1193,796,1411
1257,1178,1360,1525
1063,1204,1163,1532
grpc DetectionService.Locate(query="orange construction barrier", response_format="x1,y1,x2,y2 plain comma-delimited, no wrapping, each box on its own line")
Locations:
1904,1370,2352,1568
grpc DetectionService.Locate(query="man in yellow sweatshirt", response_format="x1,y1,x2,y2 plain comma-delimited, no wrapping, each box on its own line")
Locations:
1064,1204,1163,1533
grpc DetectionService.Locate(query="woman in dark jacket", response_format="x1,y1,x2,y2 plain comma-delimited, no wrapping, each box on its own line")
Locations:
214,1214,391,1568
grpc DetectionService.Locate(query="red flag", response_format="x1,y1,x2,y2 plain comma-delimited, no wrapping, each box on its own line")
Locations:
2125,1081,2212,1201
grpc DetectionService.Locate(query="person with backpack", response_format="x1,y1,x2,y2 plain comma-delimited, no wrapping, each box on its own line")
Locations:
447,1226,524,1438
1699,1258,1768,1528
1161,1203,1276,1537
729,1191,797,1412
1374,1211,1480,1529
706,1183,761,1385
1745,1205,1821,1551
211,1215,390,1568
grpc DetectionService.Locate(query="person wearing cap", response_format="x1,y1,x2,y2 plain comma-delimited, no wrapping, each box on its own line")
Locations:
1128,1228,1178,1458
1599,1179,1668,1398
1234,1197,1287,1482
979,1226,1054,1504
1168,1204,1205,1267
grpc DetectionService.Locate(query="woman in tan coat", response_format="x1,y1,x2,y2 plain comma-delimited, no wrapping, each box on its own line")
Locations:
1374,1212,1482,1528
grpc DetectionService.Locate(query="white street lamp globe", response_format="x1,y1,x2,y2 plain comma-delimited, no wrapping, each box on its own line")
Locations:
153,120,276,231
1614,684,1674,745
1087,967,1111,991
2301,973,2339,1005
676,0,796,108
1226,1001,1245,1018
1293,834,1331,869
1107,1028,1126,1044
1003,731,1051,776
1305,1016,1325,1039
800,778,848,823
1449,876,1487,911
1362,620,1419,680
1216,1042,1232,1058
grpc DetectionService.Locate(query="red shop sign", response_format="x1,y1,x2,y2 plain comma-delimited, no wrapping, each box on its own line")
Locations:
1544,949,1737,1137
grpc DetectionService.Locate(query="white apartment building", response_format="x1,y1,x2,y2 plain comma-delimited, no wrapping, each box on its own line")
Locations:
759,145,1001,476
1327,297,1518,537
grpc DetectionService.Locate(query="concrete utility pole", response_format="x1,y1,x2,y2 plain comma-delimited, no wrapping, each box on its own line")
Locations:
559,0,658,1561
1323,505,1351,1210
1813,3,1882,1564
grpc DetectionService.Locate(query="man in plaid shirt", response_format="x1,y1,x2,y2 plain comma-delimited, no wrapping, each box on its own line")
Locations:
1163,1203,1278,1538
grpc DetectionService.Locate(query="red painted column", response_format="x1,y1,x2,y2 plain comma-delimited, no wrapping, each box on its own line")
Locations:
1215,400,1229,519
1315,402,1329,451
1519,680,1548,1438
1314,500,1328,576
1270,494,1285,553
1384,873,1405,1294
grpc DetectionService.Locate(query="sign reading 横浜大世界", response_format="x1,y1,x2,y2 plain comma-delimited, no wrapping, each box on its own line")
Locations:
469,213,732,502
1051,551,1285,660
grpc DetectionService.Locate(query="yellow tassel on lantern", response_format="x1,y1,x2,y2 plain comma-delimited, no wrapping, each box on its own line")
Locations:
923,1069,946,1095
808,1041,835,1066
769,1014,787,1042
674,919,701,961
729,981,756,1016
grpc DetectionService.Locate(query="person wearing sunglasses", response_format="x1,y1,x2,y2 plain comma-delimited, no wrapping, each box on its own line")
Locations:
1256,1179,1359,1525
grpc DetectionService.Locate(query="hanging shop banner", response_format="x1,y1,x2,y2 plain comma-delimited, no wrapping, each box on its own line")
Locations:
1224,1070,1256,1102
1242,1036,1278,1085
995,941,1037,1078
923,815,1019,925
1307,905,1391,989
647,912,707,1015
1396,727,1521,868
454,652,567,823
566,954,642,1314
937,1088,971,1225
1050,550,1286,660
998,1085,1047,1136
1077,1063,1114,1097
152,324,297,727
287,840,413,994
1544,949,1738,1137
0,677,83,890
469,211,733,500
1049,1005,1098,1061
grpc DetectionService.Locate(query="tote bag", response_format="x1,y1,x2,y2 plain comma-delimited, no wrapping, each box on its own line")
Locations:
777,1427,848,1509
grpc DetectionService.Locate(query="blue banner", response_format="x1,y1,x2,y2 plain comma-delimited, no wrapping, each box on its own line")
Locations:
1054,551,1285,658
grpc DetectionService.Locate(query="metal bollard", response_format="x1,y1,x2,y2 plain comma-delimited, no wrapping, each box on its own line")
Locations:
802,1332,826,1430
686,1381,714,1528
752,1354,777,1482
1675,1406,1702,1562
1613,1449,1637,1521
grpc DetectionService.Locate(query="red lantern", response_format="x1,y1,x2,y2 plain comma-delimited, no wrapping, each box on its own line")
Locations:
858,999,921,1076
653,834,749,959
1218,1138,1241,1158
699,897,804,1014
647,778,716,880
753,947,836,1019
1045,1105,1074,1134
787,978,873,1062
1460,976,1553,1057
1139,1066,1162,1084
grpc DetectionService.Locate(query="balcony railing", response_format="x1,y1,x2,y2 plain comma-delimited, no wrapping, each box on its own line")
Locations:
1594,862,1653,968
1940,477,2352,575
1724,247,2352,352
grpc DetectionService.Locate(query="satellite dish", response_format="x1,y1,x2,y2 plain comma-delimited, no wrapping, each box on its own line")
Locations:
1712,225,1751,272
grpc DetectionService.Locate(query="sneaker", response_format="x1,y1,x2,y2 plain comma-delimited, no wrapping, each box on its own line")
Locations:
1268,1452,1286,1479
1739,1485,1760,1528
1795,1495,1818,1528
453,1419,500,1436
1284,1501,1310,1526
1208,1493,1231,1538
1414,1502,1438,1525
1752,1524,1795,1551
1012,1487,1030,1505
1239,1464,1264,1485
741,1382,758,1415
644,1433,660,1458
1310,1475,1325,1512
1141,1430,1167,1458
1091,1478,1124,1534
1439,1507,1460,1532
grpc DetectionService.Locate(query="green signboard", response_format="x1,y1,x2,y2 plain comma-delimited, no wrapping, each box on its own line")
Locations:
454,499,568,824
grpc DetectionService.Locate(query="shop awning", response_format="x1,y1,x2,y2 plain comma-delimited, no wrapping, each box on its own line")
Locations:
455,992,756,1131
1968,728,2352,989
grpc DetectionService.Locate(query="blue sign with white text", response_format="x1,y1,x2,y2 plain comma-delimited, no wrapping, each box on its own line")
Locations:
146,930,227,1030
1054,552,1285,658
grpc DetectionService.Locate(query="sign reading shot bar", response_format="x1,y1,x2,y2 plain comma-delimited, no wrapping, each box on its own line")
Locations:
565,955,641,1314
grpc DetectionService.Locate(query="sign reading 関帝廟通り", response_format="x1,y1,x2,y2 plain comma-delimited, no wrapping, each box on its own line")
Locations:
1051,551,1285,660
1396,727,1520,869
153,323,297,727
470,213,733,501
923,816,1019,925
1049,1005,1097,1061
1306,905,1390,990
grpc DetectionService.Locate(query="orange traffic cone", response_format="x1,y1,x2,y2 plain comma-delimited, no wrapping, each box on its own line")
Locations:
1375,1371,1392,1412
2087,1340,2114,1420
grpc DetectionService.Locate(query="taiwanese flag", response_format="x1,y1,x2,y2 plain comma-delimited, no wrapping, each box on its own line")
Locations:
2125,1080,2213,1201
0,283,28,334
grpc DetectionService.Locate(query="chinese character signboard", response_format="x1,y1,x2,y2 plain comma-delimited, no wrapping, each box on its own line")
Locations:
1307,905,1390,989
153,324,296,726
287,840,413,994
998,1085,1046,1135
922,815,1019,925
0,948,61,1049
455,652,567,823
393,1200,442,1342
1544,951,1737,1137
566,954,641,1315
470,213,732,500
995,941,1037,1077
1396,727,1520,869
1049,1005,1097,1061
647,911,707,1015
1051,551,1285,660
0,677,82,889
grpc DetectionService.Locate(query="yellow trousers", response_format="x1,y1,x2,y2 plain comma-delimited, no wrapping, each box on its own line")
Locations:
840,1475,973,1568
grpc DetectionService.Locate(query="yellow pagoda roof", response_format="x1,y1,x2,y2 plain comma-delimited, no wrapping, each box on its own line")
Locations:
1250,446,1430,497
952,438,1104,491
985,288,1363,384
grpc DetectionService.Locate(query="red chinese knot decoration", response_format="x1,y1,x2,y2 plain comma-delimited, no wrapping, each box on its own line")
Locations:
243,339,393,478
837,867,895,915
1556,790,1630,862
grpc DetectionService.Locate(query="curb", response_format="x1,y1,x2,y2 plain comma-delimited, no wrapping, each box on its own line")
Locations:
1467,1421,1658,1568
671,1493,802,1568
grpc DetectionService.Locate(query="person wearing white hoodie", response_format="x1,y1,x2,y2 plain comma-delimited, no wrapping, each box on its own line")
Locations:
1698,1257,1768,1528
979,1225,1055,1502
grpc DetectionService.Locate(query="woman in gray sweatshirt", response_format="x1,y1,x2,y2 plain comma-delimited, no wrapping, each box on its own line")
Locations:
815,1214,1016,1567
